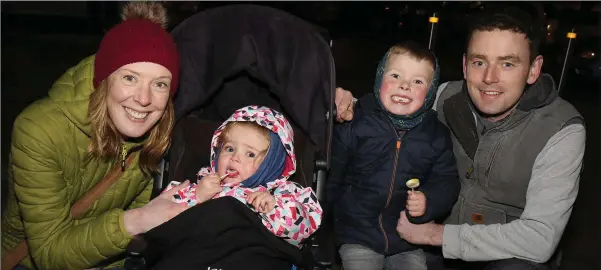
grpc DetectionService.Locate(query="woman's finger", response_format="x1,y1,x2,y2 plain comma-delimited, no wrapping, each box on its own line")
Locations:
161,180,190,197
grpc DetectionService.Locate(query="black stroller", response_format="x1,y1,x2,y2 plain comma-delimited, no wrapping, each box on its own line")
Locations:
124,4,337,270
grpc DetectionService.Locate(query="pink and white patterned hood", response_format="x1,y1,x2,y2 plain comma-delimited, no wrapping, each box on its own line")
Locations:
205,105,296,184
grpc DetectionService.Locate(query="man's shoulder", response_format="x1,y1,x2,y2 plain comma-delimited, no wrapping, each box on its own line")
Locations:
431,80,465,125
433,80,464,111
536,96,583,126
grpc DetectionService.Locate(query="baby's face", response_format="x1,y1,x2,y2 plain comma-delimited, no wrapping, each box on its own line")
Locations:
379,54,434,116
217,124,269,185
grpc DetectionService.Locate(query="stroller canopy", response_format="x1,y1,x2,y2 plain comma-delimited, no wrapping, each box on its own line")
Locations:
171,4,336,151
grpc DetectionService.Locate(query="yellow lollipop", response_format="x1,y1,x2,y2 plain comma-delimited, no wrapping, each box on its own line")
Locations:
406,178,420,191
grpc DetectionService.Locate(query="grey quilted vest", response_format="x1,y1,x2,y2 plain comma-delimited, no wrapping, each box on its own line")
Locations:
435,74,583,225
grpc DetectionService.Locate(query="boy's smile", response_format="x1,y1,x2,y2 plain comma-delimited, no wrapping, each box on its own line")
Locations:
379,54,434,116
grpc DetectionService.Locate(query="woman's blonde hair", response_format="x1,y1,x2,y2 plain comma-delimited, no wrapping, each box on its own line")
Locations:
87,79,174,175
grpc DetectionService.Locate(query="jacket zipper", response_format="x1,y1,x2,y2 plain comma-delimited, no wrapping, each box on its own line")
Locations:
379,121,404,252
121,144,128,171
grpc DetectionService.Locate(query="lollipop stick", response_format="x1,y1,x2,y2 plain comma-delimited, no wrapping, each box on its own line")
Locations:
220,171,239,181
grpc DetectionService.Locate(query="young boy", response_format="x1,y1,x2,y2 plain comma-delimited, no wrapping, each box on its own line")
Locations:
327,41,460,270
166,105,322,247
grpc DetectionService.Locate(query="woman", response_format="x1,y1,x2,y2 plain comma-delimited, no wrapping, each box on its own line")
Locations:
1,3,190,269
0,2,357,268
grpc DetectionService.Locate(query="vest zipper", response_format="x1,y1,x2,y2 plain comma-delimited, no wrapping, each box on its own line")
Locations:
484,139,503,181
473,112,515,184
121,144,128,171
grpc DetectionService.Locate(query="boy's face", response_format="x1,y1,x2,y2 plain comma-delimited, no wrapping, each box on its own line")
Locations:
217,124,270,185
379,54,434,116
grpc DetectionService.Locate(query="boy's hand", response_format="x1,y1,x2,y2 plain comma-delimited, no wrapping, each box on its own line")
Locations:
196,174,222,203
406,190,426,217
247,191,276,213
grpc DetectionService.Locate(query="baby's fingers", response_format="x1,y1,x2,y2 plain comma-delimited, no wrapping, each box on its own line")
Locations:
260,200,270,213
247,192,258,204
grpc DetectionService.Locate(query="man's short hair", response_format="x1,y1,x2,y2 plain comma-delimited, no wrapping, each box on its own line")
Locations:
466,6,543,63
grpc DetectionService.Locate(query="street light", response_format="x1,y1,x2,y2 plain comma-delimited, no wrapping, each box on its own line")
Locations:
557,28,577,93
558,29,577,94
428,13,439,50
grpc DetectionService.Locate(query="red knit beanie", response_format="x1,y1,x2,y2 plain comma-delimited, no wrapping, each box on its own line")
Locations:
94,5,179,94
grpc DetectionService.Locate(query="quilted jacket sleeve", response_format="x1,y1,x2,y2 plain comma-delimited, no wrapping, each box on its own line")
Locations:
406,126,460,224
11,116,132,270
260,181,323,247
127,180,153,210
326,121,354,209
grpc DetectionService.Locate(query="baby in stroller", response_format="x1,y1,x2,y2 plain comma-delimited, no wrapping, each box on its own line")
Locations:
165,105,323,247
138,106,323,270
122,4,340,270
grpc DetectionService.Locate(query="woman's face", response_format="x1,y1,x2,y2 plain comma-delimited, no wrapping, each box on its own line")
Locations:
106,62,172,138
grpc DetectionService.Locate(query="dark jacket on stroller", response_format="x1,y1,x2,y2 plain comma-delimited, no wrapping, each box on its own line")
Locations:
327,93,460,256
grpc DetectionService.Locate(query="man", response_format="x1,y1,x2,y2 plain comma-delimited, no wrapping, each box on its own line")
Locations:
337,6,586,270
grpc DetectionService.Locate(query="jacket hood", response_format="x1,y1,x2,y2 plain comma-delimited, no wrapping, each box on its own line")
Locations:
207,105,296,186
373,51,440,130
47,55,97,136
516,73,558,111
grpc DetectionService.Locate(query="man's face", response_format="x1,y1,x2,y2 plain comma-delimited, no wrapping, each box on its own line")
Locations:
463,30,543,121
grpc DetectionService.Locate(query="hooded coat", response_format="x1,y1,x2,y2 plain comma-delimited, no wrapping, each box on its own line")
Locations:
327,51,460,256
165,106,323,247
1,56,151,269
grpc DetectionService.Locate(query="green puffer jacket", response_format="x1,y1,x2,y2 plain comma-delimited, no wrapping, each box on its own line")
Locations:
1,55,153,269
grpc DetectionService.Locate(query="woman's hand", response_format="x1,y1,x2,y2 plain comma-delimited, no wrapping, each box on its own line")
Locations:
124,180,191,236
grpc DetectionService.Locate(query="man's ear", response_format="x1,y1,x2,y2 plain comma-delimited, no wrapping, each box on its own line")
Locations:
527,55,544,84
462,54,467,80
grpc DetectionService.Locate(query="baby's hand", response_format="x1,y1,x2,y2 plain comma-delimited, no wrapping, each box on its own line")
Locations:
247,191,276,213
196,174,222,203
406,190,426,217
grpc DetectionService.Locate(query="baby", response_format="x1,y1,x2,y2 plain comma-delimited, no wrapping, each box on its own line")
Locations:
165,105,322,247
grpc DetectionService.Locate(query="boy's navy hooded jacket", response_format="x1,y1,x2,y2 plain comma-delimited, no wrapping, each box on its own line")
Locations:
327,93,460,255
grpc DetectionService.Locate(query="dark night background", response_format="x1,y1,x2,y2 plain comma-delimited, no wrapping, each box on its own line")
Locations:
2,2,599,269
